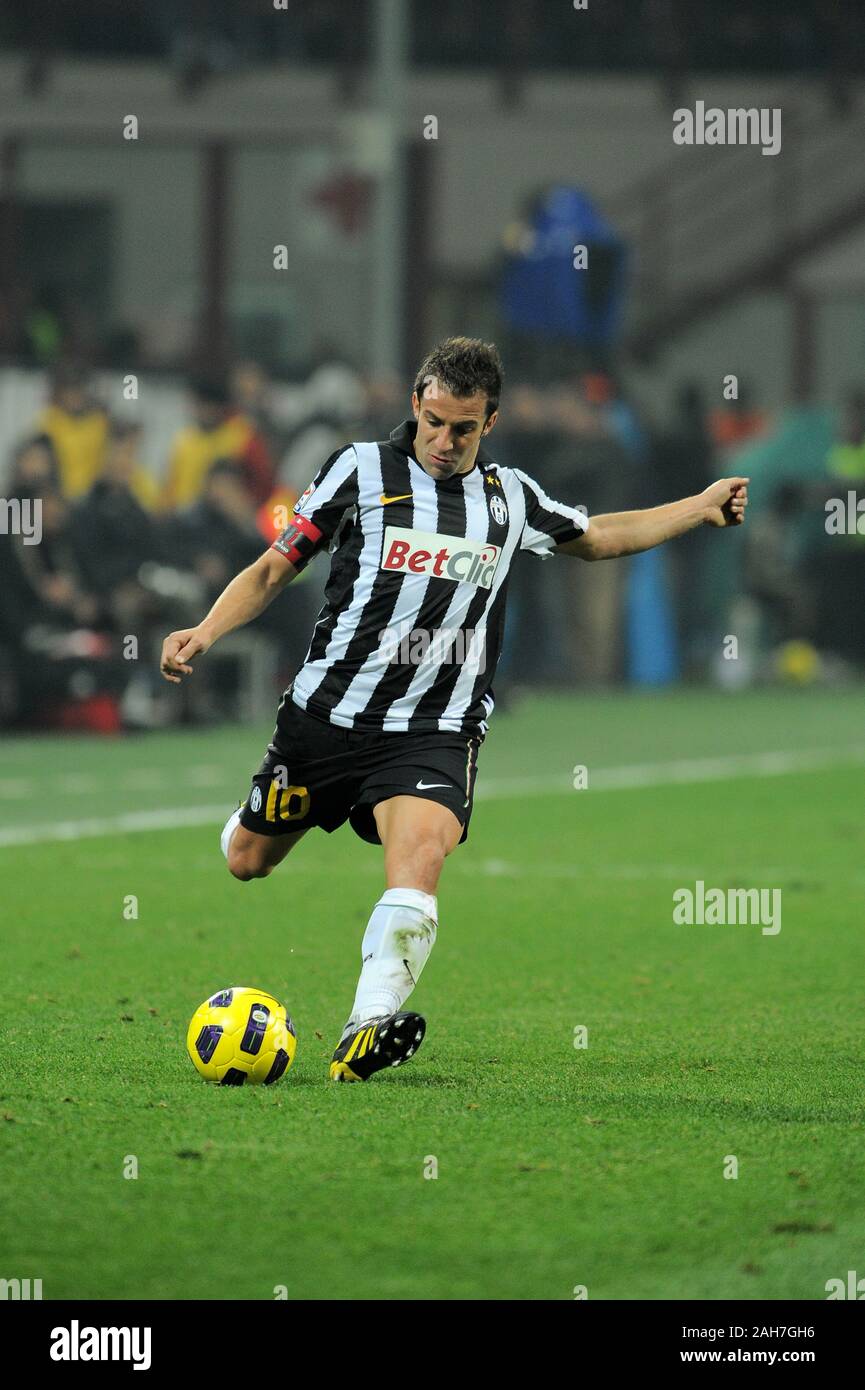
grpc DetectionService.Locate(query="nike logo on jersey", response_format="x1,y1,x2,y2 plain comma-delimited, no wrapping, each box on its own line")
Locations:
416,781,451,790
380,493,413,505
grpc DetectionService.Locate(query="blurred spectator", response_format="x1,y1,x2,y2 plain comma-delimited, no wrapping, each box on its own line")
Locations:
8,433,61,494
708,381,768,451
231,359,283,454
163,458,319,668
72,421,165,629
36,362,108,498
105,418,159,510
496,372,639,687
23,283,66,364
811,389,865,666
745,480,817,649
825,387,865,483
559,373,642,687
166,459,267,602
736,387,865,671
360,370,406,440
161,372,274,510
0,483,128,729
0,485,98,630
654,382,716,670
655,383,713,502
275,359,366,495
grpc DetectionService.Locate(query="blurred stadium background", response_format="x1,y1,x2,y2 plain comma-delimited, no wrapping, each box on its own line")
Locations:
1,0,864,735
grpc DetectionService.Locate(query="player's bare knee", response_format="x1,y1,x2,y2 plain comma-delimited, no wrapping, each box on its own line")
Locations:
227,852,254,881
227,846,272,881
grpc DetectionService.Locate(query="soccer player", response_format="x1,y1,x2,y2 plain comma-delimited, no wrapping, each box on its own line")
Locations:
160,338,748,1082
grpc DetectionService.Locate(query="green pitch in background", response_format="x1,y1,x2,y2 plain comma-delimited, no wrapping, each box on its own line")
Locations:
2,689,864,1300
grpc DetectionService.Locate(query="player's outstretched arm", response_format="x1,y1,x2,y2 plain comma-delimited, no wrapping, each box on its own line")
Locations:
160,550,296,683
559,476,749,561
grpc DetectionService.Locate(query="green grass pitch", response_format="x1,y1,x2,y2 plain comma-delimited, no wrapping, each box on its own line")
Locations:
1,689,864,1300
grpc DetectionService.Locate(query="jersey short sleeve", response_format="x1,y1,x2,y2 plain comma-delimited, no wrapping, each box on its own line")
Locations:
514,468,589,558
271,445,358,570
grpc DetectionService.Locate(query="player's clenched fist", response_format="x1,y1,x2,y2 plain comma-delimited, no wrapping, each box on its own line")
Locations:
701,476,750,528
160,626,212,682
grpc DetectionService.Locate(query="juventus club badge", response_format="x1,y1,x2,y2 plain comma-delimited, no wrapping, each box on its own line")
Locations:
490,494,508,526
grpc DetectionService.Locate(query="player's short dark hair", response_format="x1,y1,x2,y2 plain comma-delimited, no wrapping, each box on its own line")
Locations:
413,337,503,420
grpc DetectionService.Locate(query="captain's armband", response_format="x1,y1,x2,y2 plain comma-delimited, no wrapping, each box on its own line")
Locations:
271,513,326,571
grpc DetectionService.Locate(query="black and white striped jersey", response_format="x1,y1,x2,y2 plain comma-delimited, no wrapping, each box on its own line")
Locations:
271,419,589,736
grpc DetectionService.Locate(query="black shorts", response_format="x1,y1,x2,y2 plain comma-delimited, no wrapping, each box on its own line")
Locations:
239,698,482,846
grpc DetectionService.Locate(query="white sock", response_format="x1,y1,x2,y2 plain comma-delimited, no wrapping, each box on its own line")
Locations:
220,807,242,860
344,887,438,1034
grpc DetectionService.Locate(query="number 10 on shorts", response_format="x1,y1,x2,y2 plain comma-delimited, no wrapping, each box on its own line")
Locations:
265,778,310,822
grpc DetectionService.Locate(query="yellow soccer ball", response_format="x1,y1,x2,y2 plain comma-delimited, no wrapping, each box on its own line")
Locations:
186,987,296,1085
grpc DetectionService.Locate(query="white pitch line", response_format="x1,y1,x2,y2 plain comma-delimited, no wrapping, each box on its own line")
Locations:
0,743,862,849
477,743,865,798
0,763,232,799
466,858,799,882
0,803,232,847
586,744,865,790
